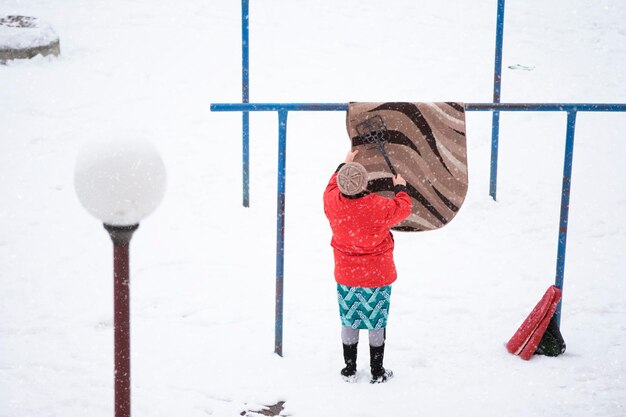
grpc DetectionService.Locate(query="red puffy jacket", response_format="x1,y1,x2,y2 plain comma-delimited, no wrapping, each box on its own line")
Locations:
323,170,412,288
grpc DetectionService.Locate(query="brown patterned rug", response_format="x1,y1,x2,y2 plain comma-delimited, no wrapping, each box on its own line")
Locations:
347,102,468,232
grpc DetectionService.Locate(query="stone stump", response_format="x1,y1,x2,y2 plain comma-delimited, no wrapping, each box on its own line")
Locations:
0,15,60,63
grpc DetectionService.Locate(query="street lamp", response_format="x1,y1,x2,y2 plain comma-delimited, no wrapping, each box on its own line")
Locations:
74,139,166,417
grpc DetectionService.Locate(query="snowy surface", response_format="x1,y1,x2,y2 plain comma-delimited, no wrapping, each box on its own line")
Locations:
0,16,58,50
1,1,625,416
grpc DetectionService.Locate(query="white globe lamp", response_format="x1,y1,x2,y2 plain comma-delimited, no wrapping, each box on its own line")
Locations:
75,139,166,227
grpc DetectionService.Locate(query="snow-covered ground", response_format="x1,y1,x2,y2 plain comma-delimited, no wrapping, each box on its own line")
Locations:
1,1,625,416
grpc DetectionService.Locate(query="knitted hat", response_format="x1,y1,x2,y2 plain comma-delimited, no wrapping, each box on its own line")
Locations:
337,162,368,195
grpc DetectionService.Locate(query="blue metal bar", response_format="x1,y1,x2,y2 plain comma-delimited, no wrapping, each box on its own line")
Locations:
212,102,626,112
553,111,577,327
490,111,501,200
242,0,250,207
242,0,249,103
490,0,506,201
465,103,626,111
243,113,250,206
212,103,349,112
275,110,288,357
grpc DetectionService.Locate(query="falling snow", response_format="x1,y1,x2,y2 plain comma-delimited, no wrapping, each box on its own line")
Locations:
1,1,625,416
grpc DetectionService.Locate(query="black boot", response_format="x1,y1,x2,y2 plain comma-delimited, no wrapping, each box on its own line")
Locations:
341,343,358,381
370,344,393,384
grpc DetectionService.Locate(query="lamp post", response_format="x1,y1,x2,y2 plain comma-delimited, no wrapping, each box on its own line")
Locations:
74,139,166,417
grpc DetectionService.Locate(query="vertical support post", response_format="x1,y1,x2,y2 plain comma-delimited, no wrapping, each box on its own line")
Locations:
242,0,250,207
104,224,139,417
275,110,288,356
554,111,577,327
489,0,506,200
113,243,131,417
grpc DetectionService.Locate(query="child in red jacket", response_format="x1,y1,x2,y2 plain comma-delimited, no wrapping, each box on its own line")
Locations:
323,150,412,383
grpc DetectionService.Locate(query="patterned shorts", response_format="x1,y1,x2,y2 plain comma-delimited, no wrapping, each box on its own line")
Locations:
337,284,392,330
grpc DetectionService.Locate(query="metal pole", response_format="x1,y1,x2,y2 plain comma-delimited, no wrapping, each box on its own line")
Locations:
104,223,139,417
242,0,250,207
554,111,577,327
212,102,626,112
275,110,288,356
490,0,506,200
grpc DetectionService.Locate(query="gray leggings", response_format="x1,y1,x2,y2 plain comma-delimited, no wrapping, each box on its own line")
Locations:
341,326,386,347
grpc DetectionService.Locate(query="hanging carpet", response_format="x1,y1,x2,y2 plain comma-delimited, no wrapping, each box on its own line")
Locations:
346,102,468,232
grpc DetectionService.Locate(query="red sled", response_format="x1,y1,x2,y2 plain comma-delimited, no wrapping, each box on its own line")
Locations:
506,285,562,360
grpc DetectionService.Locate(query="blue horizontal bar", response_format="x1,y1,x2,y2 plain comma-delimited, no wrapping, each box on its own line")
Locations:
465,103,626,112
211,103,349,112
211,102,626,113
